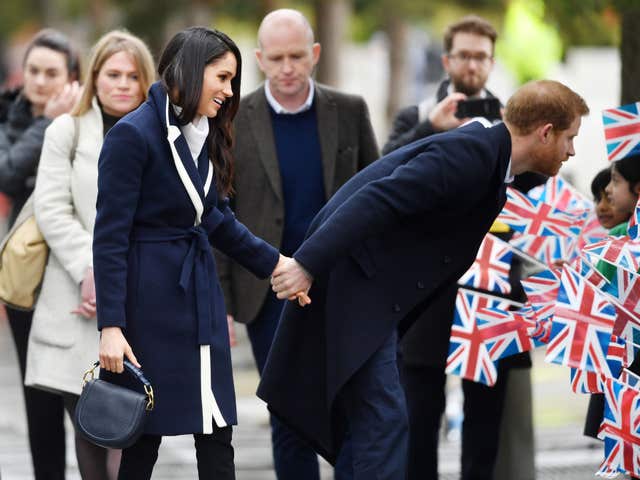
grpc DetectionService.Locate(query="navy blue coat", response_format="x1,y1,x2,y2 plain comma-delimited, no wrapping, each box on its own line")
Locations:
257,121,512,462
94,82,279,435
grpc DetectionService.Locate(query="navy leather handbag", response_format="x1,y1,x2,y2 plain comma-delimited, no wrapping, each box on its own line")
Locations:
74,360,154,449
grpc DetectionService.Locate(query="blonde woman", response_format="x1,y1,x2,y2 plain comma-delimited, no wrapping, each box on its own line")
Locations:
25,30,155,480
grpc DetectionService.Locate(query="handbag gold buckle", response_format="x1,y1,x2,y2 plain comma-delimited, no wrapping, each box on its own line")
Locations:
82,363,99,387
144,385,155,411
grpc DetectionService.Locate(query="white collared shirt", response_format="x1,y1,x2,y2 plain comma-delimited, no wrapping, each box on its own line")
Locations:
173,105,209,166
505,160,514,184
264,78,315,114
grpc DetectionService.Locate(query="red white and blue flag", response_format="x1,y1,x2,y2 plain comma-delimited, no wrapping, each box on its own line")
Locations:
545,266,617,374
570,254,609,291
446,290,524,386
575,212,609,254
510,233,578,265
582,236,640,276
570,334,629,394
522,268,561,305
498,188,584,238
597,376,640,477
474,304,536,361
603,102,640,162
528,175,593,214
458,234,513,294
570,368,604,394
570,335,631,395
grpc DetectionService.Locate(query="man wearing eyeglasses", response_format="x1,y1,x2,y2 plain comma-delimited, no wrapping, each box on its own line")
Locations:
384,15,497,154
383,15,539,480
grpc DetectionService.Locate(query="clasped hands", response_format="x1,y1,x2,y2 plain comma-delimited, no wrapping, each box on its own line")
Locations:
271,254,313,307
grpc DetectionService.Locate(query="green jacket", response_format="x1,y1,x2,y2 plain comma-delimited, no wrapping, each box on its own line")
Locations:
597,222,629,281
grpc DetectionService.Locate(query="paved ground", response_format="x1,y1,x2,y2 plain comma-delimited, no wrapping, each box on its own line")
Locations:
0,314,610,479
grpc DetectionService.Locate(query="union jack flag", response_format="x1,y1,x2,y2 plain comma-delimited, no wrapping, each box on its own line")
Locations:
597,376,640,477
545,266,617,374
570,336,628,394
530,310,554,346
522,268,561,305
582,236,640,276
620,369,640,389
518,300,554,346
528,175,594,214
497,187,584,238
446,291,512,386
575,212,608,253
570,254,609,291
510,233,578,265
458,234,512,294
607,268,640,339
570,368,604,394
602,102,640,162
474,304,536,361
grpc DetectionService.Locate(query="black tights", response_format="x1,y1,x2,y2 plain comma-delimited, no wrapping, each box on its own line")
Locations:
8,307,66,480
118,428,235,480
62,394,121,480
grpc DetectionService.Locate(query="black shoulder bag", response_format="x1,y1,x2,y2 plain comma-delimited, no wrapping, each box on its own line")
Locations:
74,360,154,449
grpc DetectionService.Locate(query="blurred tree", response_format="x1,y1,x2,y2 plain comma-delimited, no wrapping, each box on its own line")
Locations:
617,2,640,104
496,0,563,84
543,0,639,104
314,0,350,86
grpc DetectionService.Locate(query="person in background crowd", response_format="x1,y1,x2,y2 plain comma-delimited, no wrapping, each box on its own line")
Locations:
584,157,640,480
215,8,378,480
24,30,155,480
590,167,630,230
383,15,542,480
0,28,80,480
94,27,287,480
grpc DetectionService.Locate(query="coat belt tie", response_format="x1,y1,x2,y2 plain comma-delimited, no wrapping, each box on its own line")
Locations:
133,225,216,345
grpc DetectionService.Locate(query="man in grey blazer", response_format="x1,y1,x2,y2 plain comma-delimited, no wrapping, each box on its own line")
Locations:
216,8,378,480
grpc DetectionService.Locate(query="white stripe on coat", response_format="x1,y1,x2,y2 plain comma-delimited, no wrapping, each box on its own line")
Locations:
165,94,226,431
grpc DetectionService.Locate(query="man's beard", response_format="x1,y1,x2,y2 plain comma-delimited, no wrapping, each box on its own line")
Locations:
451,76,485,97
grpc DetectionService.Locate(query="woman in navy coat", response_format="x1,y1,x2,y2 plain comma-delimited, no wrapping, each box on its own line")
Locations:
94,27,281,479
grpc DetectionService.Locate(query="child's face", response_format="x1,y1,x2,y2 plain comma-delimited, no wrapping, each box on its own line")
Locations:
595,189,629,229
605,166,639,223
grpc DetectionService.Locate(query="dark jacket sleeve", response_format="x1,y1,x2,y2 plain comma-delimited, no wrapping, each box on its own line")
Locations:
0,116,51,197
382,106,437,155
207,197,279,280
294,137,494,278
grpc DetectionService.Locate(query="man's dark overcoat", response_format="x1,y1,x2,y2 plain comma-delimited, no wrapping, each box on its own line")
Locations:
257,121,513,462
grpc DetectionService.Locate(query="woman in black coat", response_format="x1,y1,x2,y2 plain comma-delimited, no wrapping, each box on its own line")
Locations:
95,27,283,479
0,29,80,480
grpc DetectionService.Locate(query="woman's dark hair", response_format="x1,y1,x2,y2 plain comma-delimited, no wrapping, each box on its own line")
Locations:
613,153,640,194
591,167,611,201
158,27,241,197
23,29,81,82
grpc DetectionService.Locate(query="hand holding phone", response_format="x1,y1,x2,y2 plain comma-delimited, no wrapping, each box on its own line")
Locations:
454,98,501,120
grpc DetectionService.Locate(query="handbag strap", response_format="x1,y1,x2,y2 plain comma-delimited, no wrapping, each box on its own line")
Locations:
84,360,155,411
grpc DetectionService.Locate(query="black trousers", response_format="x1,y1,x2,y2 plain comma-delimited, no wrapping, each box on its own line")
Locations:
7,306,67,480
118,428,235,480
400,363,509,480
